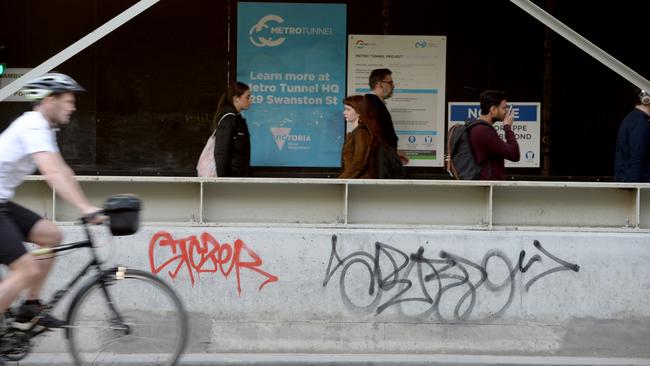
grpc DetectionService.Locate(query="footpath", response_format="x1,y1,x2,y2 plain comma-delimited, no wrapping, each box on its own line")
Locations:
16,353,650,366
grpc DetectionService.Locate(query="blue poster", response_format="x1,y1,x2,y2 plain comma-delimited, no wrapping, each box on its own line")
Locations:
237,2,347,167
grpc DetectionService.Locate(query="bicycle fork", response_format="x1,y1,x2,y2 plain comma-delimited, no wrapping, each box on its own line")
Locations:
99,268,131,335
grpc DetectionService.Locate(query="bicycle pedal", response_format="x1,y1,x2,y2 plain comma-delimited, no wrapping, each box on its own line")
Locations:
10,321,35,331
11,317,56,331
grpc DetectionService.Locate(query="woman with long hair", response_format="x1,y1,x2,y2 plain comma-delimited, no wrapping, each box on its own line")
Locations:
212,81,253,177
338,95,382,178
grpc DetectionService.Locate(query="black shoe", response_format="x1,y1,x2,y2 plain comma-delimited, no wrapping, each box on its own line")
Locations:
13,300,65,328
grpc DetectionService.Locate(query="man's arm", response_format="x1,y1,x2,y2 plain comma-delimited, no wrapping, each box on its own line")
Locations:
365,94,398,149
396,150,410,165
473,124,520,162
32,151,100,215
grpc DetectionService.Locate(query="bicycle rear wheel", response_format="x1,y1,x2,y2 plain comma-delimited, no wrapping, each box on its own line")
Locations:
67,268,188,366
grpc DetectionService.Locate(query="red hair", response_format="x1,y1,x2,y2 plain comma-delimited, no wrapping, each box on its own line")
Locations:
343,95,385,145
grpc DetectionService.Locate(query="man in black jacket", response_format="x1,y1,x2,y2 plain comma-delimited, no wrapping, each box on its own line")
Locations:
365,68,409,164
614,87,650,182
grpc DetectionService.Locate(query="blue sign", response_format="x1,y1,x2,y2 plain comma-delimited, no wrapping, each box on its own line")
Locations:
447,102,541,168
237,3,347,167
449,104,538,123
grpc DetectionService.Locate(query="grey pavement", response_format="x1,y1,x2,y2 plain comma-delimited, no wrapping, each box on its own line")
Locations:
13,353,650,366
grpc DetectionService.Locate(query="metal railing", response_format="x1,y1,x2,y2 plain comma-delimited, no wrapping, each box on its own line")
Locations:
16,176,650,232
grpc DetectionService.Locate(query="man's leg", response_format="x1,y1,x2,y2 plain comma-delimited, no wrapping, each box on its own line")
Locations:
0,254,36,365
5,202,65,327
0,204,38,313
24,219,62,299
0,255,40,313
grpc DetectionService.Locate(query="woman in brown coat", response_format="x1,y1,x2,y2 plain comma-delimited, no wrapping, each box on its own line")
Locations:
338,95,383,178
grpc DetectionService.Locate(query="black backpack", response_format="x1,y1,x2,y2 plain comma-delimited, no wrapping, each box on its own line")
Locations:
376,144,406,179
445,119,487,180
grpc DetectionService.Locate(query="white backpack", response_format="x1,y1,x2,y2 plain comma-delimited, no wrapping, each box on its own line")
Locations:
196,113,236,177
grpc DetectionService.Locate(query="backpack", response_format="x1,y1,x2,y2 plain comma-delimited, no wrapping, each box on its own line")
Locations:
196,113,236,177
445,119,487,180
376,144,406,179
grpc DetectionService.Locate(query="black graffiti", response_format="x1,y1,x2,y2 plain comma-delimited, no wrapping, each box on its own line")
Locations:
323,235,579,321
522,240,580,291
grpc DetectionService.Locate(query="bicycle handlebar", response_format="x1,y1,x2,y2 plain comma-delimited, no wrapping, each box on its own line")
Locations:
81,210,108,225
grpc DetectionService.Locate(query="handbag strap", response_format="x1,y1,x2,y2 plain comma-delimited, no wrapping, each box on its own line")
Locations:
212,112,237,134
218,112,236,126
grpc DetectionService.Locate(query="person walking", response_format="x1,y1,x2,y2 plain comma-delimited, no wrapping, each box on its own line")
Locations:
614,88,650,182
339,95,383,178
468,90,520,180
212,82,253,177
365,68,409,165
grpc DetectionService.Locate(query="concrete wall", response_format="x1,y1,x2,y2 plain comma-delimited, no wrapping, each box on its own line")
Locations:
34,225,650,357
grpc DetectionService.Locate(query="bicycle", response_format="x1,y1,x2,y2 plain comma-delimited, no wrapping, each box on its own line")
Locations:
0,195,188,366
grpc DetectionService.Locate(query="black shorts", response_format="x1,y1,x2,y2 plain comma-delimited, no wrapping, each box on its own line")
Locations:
0,201,42,265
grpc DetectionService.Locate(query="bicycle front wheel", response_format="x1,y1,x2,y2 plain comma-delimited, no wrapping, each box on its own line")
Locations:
67,268,188,366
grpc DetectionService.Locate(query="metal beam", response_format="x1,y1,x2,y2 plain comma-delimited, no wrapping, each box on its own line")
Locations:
510,0,650,92
17,176,650,231
0,0,160,102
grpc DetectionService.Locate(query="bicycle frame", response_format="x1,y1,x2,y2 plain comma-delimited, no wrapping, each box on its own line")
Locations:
4,208,187,366
25,223,119,339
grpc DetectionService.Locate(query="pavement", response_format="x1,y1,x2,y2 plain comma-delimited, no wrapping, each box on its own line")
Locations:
12,353,650,366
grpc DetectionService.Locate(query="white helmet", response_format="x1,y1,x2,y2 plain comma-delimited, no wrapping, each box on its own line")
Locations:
22,72,85,101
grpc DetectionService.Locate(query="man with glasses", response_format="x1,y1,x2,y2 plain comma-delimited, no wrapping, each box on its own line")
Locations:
468,90,520,180
365,68,409,164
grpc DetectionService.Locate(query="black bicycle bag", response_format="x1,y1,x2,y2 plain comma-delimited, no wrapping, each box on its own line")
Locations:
103,194,142,236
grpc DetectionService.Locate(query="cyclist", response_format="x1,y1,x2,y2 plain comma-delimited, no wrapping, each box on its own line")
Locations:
0,73,103,332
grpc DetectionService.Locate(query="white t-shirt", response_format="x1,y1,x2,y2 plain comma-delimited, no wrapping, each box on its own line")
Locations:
0,111,59,201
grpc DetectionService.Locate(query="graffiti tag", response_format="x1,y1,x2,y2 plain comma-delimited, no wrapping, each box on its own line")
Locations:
323,236,579,321
149,231,278,294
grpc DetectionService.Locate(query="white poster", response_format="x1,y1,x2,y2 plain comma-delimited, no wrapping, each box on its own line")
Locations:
447,102,541,168
347,35,447,167
0,68,31,102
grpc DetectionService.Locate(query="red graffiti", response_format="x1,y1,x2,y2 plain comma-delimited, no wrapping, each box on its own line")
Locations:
149,231,278,294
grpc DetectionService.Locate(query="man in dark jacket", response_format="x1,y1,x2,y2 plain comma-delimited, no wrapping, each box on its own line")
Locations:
468,90,520,180
365,68,409,164
614,88,650,182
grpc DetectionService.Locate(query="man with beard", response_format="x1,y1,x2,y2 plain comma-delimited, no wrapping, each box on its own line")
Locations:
468,90,520,180
365,68,409,164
